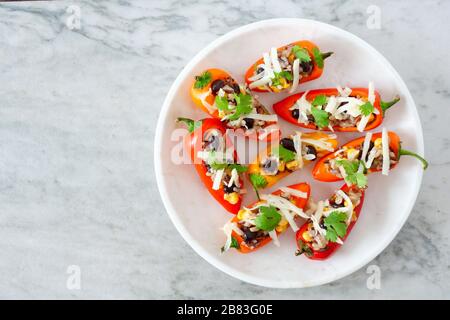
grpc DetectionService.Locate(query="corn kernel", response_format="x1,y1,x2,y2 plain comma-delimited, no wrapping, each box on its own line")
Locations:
286,160,298,170
344,200,350,207
302,231,313,242
218,110,225,118
276,224,288,233
224,192,239,205
346,148,359,160
278,161,285,172
237,209,246,220
279,218,289,227
374,138,383,148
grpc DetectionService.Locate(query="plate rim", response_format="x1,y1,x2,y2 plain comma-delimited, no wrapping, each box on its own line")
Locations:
154,18,424,288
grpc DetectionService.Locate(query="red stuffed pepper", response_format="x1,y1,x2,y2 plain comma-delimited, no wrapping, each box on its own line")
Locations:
190,68,279,141
296,184,365,260
222,182,311,253
177,117,246,214
272,83,400,132
245,40,332,93
312,130,428,184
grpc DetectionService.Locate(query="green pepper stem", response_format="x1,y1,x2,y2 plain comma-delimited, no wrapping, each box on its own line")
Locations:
380,96,400,114
399,148,428,170
176,117,201,133
321,52,333,60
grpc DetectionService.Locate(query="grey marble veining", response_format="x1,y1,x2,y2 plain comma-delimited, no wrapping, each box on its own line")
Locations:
0,0,449,299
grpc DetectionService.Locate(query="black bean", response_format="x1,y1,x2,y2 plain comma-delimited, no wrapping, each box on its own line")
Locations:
307,114,315,122
262,158,278,174
244,229,258,241
280,138,296,152
300,61,313,74
291,109,300,119
232,83,241,94
305,145,317,157
243,118,254,129
211,79,225,95
256,67,264,74
224,184,235,194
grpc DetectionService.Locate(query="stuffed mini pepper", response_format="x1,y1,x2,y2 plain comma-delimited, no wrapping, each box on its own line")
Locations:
248,132,338,190
222,182,310,253
273,83,400,132
191,68,279,141
245,40,332,93
296,184,365,260
177,117,247,214
312,129,428,185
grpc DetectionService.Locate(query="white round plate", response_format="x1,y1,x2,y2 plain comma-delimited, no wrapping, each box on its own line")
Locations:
154,19,424,288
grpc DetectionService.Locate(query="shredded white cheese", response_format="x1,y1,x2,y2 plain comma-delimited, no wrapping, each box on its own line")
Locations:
311,201,327,236
270,47,281,73
222,220,244,252
337,190,354,225
212,169,224,190
244,113,278,122
228,168,240,188
268,230,280,247
381,128,390,175
365,147,378,169
357,115,370,132
289,91,311,124
293,132,303,168
337,86,352,97
324,95,338,114
260,194,309,219
368,81,375,105
279,187,308,199
257,124,279,140
300,138,335,152
360,132,373,165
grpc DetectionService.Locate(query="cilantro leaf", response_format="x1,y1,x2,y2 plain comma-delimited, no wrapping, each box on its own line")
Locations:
335,159,360,174
227,93,253,121
324,211,348,242
279,71,293,81
313,47,324,69
210,163,248,173
310,106,330,128
325,227,338,242
292,45,311,62
312,94,327,106
194,71,212,89
335,159,368,188
249,173,268,189
176,117,202,133
273,145,296,162
359,101,374,116
255,206,281,231
215,95,230,111
221,236,240,253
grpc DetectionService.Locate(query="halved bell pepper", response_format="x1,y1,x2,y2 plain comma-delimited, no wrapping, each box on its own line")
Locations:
272,87,400,132
177,117,244,214
245,40,332,93
226,182,310,253
312,131,428,182
296,184,365,260
248,132,338,189
190,68,279,141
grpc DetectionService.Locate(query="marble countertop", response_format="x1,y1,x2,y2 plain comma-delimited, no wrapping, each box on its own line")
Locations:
0,0,449,299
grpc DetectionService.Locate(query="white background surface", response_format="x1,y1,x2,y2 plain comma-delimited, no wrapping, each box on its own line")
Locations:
0,0,449,298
